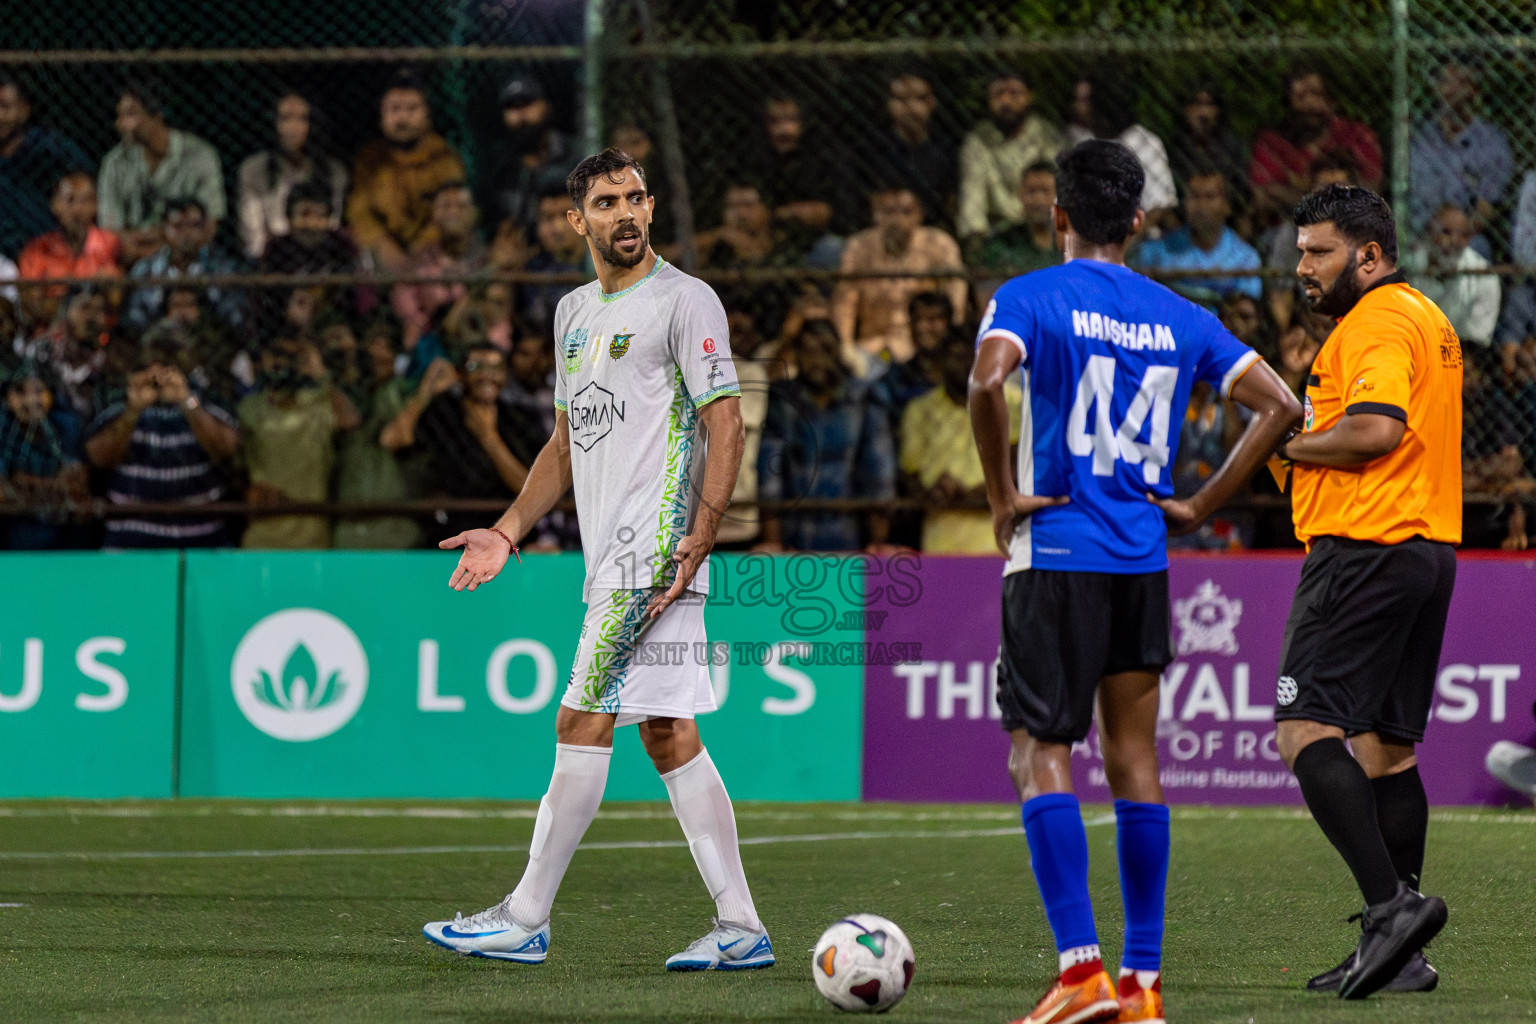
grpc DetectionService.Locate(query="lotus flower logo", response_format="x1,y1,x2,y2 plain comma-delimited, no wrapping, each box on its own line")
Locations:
231,609,368,742
253,642,349,712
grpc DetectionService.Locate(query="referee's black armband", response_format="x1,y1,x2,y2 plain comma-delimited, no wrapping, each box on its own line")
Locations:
1345,401,1407,422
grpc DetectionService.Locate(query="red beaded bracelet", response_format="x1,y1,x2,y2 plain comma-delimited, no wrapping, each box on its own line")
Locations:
489,527,521,563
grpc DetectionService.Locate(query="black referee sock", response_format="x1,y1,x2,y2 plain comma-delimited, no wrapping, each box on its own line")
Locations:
1372,765,1429,889
1293,738,1401,907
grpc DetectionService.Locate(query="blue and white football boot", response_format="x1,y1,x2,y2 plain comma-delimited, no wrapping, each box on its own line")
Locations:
664,918,775,971
423,899,550,963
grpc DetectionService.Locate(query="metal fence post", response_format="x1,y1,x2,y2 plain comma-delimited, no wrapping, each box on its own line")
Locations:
446,0,475,186
583,0,605,156
1391,0,1411,237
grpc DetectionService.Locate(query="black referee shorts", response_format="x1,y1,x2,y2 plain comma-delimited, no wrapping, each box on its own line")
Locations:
996,569,1173,743
1274,536,1457,743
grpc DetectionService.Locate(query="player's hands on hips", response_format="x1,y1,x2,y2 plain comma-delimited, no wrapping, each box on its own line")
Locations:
991,491,1069,557
647,531,709,620
441,528,514,592
1150,494,1206,536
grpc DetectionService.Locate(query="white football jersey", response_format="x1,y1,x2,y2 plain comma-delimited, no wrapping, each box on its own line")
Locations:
553,257,740,600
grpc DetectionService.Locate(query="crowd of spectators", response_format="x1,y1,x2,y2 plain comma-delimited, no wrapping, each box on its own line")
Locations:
0,60,1533,554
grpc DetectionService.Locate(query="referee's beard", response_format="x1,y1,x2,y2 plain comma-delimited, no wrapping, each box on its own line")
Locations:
1304,252,1365,318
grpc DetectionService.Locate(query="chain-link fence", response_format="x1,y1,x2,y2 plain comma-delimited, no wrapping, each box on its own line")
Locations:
0,0,1532,552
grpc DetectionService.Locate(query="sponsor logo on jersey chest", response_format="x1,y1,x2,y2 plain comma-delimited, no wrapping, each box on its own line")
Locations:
570,381,626,451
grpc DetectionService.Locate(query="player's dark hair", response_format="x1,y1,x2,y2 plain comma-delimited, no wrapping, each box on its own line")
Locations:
566,147,647,209
1054,140,1144,246
1292,184,1398,263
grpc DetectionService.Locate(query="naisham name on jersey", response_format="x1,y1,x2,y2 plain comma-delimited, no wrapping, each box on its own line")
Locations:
1071,309,1177,352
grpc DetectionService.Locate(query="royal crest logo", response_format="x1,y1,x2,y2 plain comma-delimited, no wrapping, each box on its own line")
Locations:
230,608,369,742
1172,579,1242,657
609,332,633,359
562,328,588,375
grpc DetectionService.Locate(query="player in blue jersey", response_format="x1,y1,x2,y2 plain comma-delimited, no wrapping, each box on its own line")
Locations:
969,140,1302,1024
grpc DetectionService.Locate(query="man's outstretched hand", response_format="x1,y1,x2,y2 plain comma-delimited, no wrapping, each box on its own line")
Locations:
991,492,1069,557
441,528,515,591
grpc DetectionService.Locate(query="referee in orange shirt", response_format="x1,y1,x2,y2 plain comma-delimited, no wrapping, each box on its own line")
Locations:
1274,185,1460,1000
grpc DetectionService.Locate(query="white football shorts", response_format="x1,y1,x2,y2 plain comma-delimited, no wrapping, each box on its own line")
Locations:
561,587,717,726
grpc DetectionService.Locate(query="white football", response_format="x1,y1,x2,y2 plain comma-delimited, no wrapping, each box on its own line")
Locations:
811,913,915,1013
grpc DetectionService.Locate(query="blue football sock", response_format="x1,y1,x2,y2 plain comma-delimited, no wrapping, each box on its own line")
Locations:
1022,793,1098,953
1114,798,1170,972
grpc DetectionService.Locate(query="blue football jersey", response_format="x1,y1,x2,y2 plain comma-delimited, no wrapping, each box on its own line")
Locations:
978,259,1260,574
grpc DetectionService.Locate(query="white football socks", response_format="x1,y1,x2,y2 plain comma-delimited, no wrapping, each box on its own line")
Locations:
662,749,762,932
1059,943,1102,973
505,743,612,929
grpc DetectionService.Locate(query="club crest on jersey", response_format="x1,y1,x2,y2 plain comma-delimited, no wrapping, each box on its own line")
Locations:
1303,394,1315,431
610,333,633,359
703,337,716,354
1173,579,1242,656
562,328,588,374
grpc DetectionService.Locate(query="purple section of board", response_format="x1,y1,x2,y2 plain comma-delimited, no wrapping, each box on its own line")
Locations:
863,555,1536,806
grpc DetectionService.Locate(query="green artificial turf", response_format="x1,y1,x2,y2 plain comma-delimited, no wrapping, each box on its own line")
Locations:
0,801,1530,1023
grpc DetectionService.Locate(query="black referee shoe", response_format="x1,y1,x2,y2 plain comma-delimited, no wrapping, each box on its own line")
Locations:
1307,950,1438,993
1338,883,1448,1000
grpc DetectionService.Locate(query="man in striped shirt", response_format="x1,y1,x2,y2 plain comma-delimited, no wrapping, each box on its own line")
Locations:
84,340,238,548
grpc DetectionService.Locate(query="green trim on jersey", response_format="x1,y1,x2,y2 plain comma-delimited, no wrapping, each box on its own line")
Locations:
598,254,667,304
651,366,696,590
692,382,742,408
553,398,569,411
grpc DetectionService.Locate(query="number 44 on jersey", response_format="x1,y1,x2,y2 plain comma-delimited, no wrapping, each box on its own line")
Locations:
1067,355,1179,485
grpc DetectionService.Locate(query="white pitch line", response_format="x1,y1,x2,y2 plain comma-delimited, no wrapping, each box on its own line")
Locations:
0,805,1019,824
0,827,1026,862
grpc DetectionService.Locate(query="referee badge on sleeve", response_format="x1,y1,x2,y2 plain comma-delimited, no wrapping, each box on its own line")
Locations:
1277,675,1299,707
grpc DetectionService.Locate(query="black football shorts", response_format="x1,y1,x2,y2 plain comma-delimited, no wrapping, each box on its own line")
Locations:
1274,535,1457,743
996,569,1173,743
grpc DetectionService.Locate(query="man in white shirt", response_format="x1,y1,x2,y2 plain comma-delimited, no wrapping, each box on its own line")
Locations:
1403,203,1500,346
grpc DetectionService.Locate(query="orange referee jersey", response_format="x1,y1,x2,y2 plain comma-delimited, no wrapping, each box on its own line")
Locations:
1292,272,1462,547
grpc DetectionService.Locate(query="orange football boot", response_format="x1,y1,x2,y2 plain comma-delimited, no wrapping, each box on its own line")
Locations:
1117,971,1165,1023
1012,969,1120,1024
